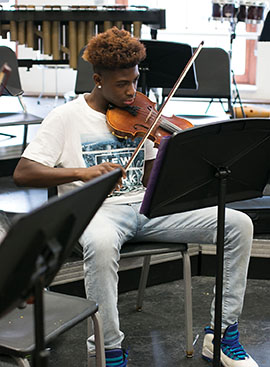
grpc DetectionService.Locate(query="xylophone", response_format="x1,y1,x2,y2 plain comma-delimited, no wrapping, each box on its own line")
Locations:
0,5,166,69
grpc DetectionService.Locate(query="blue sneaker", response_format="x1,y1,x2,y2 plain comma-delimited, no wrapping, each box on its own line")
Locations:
202,323,258,366
105,348,128,367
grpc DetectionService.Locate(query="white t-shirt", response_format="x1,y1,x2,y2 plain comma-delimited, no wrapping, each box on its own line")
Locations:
22,94,158,204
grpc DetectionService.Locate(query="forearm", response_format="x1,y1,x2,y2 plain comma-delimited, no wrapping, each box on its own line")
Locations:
13,158,83,188
13,157,126,188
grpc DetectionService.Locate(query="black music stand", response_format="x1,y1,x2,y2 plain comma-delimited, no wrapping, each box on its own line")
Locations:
75,40,198,97
137,40,198,95
140,118,270,366
0,169,121,367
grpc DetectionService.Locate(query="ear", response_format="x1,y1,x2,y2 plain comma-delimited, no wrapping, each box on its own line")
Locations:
93,73,102,87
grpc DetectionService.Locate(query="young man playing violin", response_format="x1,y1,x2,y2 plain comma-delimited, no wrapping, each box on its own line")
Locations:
13,27,258,367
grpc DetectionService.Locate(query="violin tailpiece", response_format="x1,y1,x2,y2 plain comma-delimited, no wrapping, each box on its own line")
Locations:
107,103,139,116
123,105,140,116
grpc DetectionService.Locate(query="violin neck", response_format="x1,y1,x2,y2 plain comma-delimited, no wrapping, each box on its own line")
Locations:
160,117,182,134
124,41,204,171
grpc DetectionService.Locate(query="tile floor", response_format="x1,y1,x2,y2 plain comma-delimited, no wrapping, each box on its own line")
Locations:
1,276,269,367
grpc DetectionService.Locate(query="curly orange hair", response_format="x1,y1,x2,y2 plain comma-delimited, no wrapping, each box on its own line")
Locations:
82,27,146,71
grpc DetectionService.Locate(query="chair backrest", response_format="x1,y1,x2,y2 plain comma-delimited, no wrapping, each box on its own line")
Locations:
0,46,23,96
162,47,231,100
74,47,95,95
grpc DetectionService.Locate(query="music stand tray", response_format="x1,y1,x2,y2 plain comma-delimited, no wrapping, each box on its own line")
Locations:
140,118,270,366
0,169,121,366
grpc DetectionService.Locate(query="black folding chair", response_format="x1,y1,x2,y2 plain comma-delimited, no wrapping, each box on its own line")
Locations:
0,46,43,151
0,170,122,367
162,47,234,117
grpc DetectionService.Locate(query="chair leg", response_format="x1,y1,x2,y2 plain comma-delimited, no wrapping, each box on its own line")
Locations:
87,318,95,367
22,124,28,152
18,95,27,114
228,97,235,118
136,255,151,311
182,250,194,358
90,312,106,367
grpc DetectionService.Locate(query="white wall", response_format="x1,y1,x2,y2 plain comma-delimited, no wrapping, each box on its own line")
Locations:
239,42,270,102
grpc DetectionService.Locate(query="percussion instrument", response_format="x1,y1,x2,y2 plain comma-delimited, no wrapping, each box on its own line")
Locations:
237,1,266,23
212,0,266,23
237,0,249,21
0,5,166,69
212,0,237,21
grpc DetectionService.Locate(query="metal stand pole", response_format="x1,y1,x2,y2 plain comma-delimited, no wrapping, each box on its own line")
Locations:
32,277,49,367
213,167,231,367
229,19,246,117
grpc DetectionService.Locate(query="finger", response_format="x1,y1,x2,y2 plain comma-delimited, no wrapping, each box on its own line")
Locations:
109,164,126,179
120,167,127,179
118,178,124,187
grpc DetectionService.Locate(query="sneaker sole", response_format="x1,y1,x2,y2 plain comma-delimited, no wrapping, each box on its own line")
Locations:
202,354,212,363
202,345,214,362
202,347,227,367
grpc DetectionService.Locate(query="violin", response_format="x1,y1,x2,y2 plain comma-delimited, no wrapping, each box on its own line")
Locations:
106,91,193,148
106,40,204,170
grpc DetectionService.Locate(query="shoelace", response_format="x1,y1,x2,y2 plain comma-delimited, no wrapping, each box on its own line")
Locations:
221,329,249,360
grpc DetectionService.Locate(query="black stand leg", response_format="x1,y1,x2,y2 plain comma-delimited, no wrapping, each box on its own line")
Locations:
0,132,16,139
139,68,148,96
231,70,246,117
205,98,227,115
150,28,157,40
31,239,62,367
205,99,214,114
32,277,50,367
213,168,230,367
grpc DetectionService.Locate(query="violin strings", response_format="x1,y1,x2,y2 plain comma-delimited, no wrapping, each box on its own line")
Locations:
132,106,168,124
133,106,181,134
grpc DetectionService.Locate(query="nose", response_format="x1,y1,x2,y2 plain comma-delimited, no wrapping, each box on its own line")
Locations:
126,83,136,97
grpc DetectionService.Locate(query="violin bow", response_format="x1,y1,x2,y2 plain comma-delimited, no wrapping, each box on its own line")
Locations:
125,40,204,171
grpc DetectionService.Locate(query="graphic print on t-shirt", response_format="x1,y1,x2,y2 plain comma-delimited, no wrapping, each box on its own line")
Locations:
81,132,144,196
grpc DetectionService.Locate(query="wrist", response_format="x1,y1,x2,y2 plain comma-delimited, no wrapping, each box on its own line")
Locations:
73,167,85,181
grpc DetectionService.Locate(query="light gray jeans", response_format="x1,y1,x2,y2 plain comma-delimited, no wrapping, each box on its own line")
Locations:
79,202,253,351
